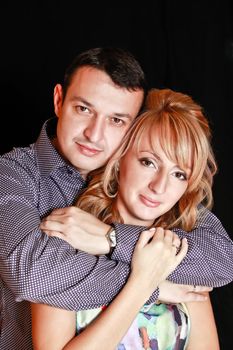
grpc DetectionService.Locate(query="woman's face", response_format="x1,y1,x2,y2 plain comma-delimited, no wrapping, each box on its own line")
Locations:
115,135,191,226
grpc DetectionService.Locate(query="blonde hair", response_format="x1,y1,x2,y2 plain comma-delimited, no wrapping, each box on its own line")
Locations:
76,88,217,231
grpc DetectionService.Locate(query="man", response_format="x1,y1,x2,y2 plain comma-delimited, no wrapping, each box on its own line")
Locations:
0,47,232,349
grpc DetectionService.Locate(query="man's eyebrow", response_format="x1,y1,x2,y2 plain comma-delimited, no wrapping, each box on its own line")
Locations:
70,96,133,120
114,112,133,120
70,96,93,107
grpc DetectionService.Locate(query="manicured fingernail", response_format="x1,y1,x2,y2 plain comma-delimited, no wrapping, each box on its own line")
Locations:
149,227,156,232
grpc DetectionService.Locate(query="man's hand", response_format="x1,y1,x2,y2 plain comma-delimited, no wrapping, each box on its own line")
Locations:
40,206,111,255
158,280,213,303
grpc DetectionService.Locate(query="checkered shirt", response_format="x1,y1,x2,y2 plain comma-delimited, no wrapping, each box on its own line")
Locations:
0,118,232,349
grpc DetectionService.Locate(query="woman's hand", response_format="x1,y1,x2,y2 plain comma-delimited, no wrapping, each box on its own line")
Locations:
130,227,188,299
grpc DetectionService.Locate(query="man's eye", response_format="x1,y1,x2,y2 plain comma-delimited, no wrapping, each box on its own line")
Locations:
76,105,90,113
111,117,124,126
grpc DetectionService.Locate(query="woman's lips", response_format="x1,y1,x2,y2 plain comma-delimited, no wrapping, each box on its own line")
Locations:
139,194,161,208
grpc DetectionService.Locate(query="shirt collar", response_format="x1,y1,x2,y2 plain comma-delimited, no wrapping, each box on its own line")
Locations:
35,117,81,179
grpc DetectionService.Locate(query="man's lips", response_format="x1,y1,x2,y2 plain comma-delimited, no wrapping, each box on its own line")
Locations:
76,143,102,156
139,194,161,208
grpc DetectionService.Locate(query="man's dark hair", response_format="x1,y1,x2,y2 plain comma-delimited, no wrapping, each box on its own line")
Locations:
62,47,148,106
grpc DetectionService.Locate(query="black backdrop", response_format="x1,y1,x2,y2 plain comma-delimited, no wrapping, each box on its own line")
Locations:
1,1,233,348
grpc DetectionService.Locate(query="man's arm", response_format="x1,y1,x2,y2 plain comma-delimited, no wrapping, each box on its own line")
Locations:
0,165,201,312
0,162,135,311
1,160,231,311
0,223,134,310
41,207,233,288
112,211,233,288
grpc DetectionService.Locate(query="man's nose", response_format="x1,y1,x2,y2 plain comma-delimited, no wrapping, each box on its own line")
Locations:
83,117,104,143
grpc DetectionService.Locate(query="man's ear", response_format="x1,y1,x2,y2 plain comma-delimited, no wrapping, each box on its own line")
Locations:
53,84,63,117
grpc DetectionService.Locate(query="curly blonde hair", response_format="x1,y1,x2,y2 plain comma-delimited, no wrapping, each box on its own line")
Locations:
76,88,217,231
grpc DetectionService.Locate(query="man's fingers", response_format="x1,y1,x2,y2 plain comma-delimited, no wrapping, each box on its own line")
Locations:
186,292,208,302
40,221,63,233
41,215,64,223
42,229,63,239
191,285,213,293
181,284,213,293
51,206,80,215
50,207,70,215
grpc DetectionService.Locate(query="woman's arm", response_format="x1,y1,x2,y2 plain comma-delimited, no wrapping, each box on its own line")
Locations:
186,293,220,350
31,304,76,350
31,228,188,350
31,276,152,350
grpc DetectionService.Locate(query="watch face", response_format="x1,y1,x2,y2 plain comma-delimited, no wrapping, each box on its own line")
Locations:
109,230,116,247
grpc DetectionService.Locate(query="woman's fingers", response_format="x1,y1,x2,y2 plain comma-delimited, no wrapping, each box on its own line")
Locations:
150,227,182,254
136,228,156,248
131,227,188,294
176,238,188,262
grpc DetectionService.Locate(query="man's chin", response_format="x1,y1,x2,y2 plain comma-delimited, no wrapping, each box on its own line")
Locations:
75,160,106,177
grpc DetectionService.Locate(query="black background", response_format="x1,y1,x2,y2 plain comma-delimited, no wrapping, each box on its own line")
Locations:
1,1,232,348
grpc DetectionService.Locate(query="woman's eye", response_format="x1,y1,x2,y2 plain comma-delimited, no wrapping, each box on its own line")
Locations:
140,158,154,167
174,172,187,181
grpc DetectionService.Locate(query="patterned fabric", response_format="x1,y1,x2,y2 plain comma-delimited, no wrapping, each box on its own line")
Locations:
0,117,233,349
76,303,190,350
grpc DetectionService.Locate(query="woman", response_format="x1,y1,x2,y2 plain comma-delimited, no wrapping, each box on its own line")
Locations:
32,88,220,349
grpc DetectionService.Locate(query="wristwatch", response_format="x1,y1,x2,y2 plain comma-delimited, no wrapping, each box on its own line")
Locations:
105,225,117,254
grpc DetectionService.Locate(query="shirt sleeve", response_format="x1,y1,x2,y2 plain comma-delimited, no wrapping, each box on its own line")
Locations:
111,211,233,288
0,164,159,310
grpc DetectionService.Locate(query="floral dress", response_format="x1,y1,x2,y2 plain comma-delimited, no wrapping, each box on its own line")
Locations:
76,302,190,350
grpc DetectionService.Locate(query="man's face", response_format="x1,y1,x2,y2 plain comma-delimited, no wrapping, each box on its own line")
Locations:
54,66,144,178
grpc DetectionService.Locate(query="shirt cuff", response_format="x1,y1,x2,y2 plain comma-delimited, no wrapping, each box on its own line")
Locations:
146,287,160,304
111,222,146,264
